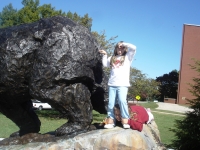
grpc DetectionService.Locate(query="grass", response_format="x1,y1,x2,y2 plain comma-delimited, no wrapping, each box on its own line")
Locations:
0,110,106,138
138,102,185,147
92,110,106,123
152,111,184,146
0,114,19,137
0,102,185,147
0,111,67,137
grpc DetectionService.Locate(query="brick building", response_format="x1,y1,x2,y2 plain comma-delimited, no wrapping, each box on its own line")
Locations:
177,24,200,104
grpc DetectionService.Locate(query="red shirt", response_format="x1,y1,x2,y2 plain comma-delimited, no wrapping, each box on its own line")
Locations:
128,105,149,131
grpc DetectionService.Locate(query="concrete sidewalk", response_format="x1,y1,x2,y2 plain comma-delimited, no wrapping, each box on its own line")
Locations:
156,102,193,113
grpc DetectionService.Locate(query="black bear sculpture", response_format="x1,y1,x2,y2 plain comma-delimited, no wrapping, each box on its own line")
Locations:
0,16,108,137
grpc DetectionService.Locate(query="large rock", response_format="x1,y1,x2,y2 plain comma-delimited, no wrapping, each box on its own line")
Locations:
0,16,108,137
0,121,166,150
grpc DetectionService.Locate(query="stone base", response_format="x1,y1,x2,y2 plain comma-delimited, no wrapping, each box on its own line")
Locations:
0,121,166,150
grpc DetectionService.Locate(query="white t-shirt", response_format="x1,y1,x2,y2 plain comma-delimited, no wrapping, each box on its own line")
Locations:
102,43,136,87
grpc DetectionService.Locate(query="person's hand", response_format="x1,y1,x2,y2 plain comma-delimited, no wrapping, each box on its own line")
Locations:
99,50,107,55
118,43,125,49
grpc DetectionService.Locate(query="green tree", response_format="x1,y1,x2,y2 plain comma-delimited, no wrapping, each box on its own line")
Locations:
67,13,92,31
18,0,67,24
92,30,117,76
92,30,117,55
143,78,160,101
37,4,66,19
21,0,39,6
170,60,200,149
0,3,18,28
129,68,160,101
80,14,92,30
0,0,92,30
156,70,179,101
17,0,40,24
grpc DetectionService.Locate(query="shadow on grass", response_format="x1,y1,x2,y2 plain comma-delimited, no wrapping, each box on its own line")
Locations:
35,109,107,121
34,109,65,119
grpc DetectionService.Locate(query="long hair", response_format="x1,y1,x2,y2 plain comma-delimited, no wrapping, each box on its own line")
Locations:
110,41,127,67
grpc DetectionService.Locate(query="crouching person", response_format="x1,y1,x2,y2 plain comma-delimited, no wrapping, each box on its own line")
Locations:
114,104,154,131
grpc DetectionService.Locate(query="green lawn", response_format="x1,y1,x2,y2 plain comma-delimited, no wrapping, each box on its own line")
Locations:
0,114,19,137
0,111,67,136
0,102,184,147
137,102,184,147
0,110,106,137
152,111,183,146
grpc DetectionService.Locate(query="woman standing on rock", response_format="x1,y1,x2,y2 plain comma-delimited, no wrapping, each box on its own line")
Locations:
99,41,136,129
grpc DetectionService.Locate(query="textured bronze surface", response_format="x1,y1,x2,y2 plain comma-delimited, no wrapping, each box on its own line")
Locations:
0,16,108,142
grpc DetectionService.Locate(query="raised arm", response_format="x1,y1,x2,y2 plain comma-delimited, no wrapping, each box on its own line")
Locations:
122,43,136,62
99,50,110,67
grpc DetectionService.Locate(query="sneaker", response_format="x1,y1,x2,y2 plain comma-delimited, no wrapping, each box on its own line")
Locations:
104,124,115,129
123,124,130,129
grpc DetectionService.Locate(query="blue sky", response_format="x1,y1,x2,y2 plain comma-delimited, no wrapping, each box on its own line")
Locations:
1,0,200,79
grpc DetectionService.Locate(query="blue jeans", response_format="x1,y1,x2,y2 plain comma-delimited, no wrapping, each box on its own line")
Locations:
107,86,129,120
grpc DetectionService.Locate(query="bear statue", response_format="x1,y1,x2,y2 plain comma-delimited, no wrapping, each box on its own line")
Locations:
0,16,108,137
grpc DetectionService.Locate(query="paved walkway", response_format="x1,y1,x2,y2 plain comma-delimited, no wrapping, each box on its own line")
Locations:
155,102,193,113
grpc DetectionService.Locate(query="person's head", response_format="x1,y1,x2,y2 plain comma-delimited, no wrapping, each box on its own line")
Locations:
110,41,127,66
114,104,122,121
113,41,127,56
